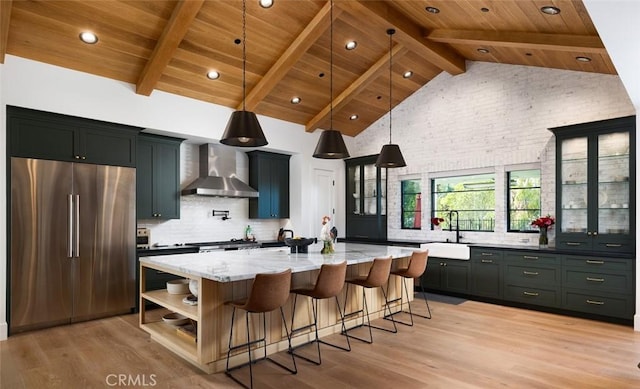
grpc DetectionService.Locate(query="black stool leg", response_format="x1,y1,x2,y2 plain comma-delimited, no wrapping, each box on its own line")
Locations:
368,281,398,334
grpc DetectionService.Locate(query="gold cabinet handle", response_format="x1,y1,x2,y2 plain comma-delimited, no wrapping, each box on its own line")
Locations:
523,271,539,276
605,243,622,248
566,242,582,246
523,291,539,297
586,260,604,265
586,277,604,282
481,252,493,256
586,299,604,305
523,255,539,260
481,259,493,263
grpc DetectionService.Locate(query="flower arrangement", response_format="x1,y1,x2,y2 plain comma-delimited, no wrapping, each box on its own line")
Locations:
531,215,555,229
431,217,445,226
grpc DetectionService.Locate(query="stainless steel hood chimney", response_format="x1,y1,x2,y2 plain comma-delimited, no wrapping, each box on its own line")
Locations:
181,144,259,198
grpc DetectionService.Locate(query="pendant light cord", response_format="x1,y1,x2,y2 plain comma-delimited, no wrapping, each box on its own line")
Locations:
388,28,394,144
242,0,247,111
330,0,334,130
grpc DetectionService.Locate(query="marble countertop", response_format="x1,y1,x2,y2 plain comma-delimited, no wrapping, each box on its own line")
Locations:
139,242,418,282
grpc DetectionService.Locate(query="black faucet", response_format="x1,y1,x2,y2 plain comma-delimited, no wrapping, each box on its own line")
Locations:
448,210,461,243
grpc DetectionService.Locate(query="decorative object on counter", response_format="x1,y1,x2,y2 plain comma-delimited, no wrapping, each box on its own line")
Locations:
220,0,268,147
244,224,255,241
166,279,190,295
320,215,335,254
284,237,316,253
531,215,555,248
431,217,444,226
312,0,350,159
375,28,406,168
182,295,198,306
212,210,230,220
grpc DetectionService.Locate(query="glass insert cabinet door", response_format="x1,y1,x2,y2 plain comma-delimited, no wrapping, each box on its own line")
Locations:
597,132,630,235
560,137,588,233
348,164,361,215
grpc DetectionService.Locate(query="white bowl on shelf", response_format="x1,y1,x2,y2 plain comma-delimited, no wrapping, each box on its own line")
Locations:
189,279,199,297
162,312,189,326
166,279,189,294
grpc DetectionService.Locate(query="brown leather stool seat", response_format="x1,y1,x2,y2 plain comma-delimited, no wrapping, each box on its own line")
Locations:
225,269,297,389
289,261,350,365
384,250,431,326
342,256,397,344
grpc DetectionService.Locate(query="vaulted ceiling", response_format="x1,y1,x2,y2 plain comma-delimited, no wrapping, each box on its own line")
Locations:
0,0,614,137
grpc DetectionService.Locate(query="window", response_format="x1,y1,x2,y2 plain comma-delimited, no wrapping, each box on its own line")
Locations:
401,179,421,229
508,169,541,232
431,174,495,231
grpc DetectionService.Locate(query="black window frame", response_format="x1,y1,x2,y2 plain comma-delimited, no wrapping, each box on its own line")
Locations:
507,169,541,232
401,179,422,230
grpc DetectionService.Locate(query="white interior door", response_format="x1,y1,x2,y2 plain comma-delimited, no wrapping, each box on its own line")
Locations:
312,169,336,239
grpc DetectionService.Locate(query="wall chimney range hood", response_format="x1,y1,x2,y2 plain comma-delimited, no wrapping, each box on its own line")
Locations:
181,144,259,198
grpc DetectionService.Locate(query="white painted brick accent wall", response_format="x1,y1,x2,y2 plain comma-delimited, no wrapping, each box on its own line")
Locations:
354,61,635,246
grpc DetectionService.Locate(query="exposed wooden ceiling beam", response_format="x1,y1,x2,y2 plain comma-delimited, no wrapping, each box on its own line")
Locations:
241,1,340,111
427,29,607,54
0,0,13,64
336,0,465,76
136,0,204,96
306,43,409,133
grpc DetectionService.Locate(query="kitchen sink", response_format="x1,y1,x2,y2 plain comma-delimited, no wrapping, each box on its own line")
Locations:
419,242,470,260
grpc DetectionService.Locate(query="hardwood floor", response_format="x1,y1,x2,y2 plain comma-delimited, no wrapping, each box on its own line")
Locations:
2,295,640,388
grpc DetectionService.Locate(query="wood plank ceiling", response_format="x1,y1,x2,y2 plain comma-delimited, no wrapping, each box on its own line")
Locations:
0,0,612,137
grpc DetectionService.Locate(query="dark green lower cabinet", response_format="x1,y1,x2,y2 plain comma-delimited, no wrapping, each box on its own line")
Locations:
426,248,635,322
470,249,503,299
423,258,470,294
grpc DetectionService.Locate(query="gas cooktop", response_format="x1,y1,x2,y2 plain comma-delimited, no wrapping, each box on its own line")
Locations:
186,239,261,251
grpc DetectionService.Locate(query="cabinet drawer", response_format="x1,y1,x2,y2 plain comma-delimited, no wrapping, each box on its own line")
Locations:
504,285,560,307
563,256,632,272
504,252,559,265
505,264,560,286
563,269,632,293
470,248,503,261
563,289,633,319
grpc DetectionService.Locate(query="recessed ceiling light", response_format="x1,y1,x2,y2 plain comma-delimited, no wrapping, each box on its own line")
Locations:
349,114,358,120
576,56,592,62
291,96,301,104
259,0,273,8
477,48,490,54
206,71,220,80
79,31,98,44
481,7,490,12
403,70,413,79
345,41,357,50
425,6,440,14
540,6,561,15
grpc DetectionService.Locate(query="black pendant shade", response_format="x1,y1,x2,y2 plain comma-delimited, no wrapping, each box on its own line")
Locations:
313,129,350,159
376,143,406,168
220,110,268,147
375,28,406,168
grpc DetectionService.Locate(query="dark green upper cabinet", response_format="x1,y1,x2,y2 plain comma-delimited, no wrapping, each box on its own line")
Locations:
345,155,387,240
550,116,635,254
8,106,140,167
247,151,291,219
136,134,184,220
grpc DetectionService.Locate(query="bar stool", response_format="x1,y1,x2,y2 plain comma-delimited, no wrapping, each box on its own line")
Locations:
342,256,397,344
225,269,297,389
289,261,350,365
384,250,431,326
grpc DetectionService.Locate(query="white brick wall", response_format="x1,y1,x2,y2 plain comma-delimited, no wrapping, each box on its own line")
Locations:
354,61,635,246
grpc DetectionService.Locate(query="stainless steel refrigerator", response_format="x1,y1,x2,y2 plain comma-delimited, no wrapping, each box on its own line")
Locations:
10,157,136,333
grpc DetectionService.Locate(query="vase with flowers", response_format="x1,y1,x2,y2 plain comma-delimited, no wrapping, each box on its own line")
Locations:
431,217,444,230
531,215,555,248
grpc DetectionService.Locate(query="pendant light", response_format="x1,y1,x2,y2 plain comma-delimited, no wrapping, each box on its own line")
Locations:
313,0,350,159
220,0,268,147
375,29,406,168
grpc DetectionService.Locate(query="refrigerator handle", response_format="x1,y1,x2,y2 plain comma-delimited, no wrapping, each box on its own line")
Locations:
74,194,80,257
67,194,74,258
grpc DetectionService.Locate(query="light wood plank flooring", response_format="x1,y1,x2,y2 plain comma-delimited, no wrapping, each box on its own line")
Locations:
2,295,640,388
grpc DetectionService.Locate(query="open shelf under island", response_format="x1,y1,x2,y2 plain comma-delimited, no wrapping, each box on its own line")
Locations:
139,242,416,373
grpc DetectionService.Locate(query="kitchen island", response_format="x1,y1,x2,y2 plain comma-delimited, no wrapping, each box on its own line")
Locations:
139,242,417,373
